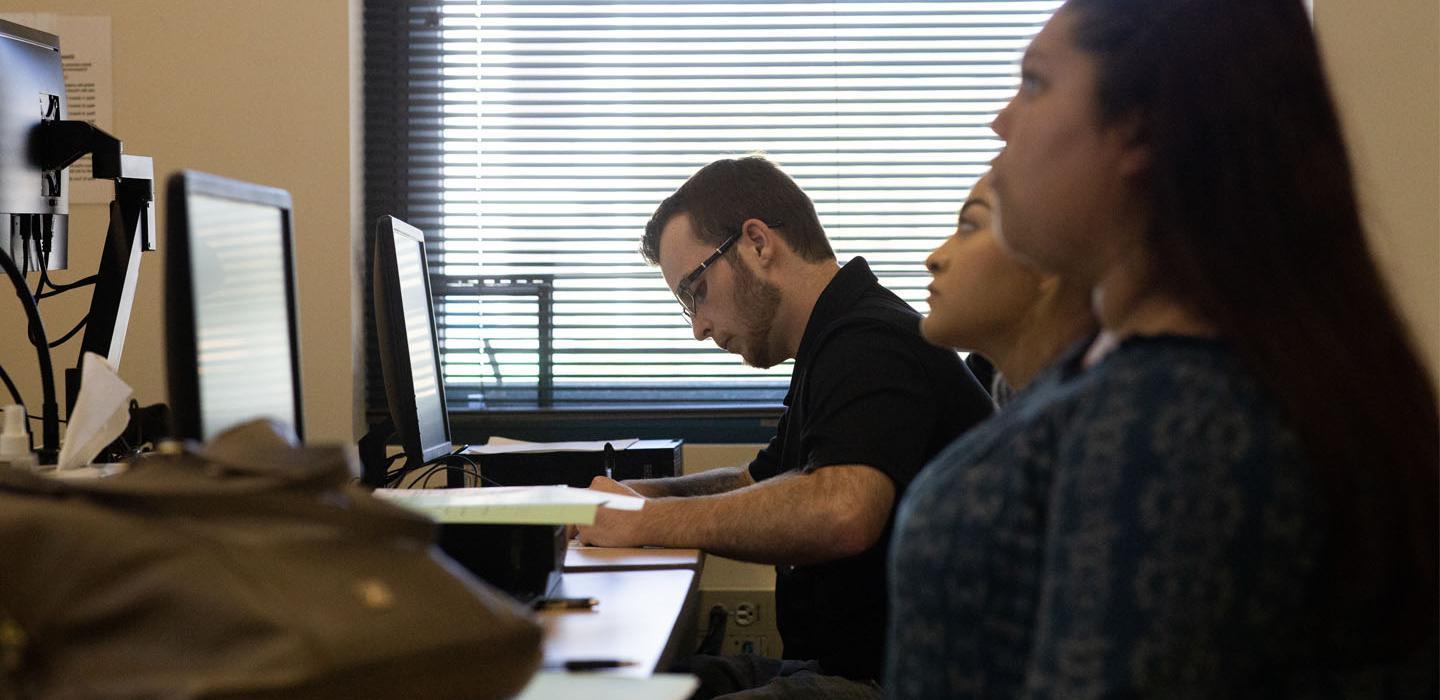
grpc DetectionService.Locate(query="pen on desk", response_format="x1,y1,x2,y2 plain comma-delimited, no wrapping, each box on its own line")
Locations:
560,659,636,672
532,596,598,611
602,441,615,480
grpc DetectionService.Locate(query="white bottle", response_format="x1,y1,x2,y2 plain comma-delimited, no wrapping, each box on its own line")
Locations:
0,404,37,471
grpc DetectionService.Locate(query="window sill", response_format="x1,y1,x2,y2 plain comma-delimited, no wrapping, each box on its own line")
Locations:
446,406,783,445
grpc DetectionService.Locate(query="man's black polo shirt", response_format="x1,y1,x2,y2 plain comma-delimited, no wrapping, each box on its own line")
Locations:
746,257,994,682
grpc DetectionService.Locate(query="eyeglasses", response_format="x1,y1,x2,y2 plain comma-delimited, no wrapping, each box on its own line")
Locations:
674,233,739,322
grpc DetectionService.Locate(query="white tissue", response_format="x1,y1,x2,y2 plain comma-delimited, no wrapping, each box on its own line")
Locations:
56,352,134,471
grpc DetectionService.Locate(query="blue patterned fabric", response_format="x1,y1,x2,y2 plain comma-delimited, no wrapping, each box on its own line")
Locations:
886,335,1348,698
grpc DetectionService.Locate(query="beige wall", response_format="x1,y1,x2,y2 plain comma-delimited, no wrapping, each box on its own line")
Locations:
0,0,363,443
1,1,1434,454
683,443,776,590
1316,0,1440,383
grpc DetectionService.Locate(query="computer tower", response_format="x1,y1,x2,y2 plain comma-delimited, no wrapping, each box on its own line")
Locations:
472,439,682,488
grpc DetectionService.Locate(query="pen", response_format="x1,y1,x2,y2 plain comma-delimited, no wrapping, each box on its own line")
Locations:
532,596,599,611
561,659,636,672
602,441,615,480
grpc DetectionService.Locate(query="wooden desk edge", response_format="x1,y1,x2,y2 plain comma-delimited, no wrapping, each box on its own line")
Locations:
563,545,706,574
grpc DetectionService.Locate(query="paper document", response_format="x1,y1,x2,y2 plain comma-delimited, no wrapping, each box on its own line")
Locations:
514,672,697,700
466,438,640,455
374,485,644,525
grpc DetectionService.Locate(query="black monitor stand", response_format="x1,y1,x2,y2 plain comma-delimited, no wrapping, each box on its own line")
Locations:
358,417,395,488
359,417,467,489
33,119,155,460
64,155,154,416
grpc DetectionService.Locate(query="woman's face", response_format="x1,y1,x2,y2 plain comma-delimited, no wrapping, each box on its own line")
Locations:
988,3,1147,285
922,175,1045,353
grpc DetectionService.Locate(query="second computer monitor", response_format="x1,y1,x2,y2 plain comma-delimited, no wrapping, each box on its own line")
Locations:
165,170,304,443
372,215,451,466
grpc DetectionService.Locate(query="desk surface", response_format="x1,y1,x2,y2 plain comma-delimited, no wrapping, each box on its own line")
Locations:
539,568,698,678
564,543,704,572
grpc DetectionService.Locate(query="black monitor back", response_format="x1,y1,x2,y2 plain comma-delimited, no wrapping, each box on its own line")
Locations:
165,170,304,443
0,18,69,270
372,215,451,467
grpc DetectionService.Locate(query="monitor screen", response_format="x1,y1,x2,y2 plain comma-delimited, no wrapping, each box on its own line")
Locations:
165,171,303,443
373,215,450,466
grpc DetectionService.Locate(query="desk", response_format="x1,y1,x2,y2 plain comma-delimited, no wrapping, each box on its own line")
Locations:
538,568,700,677
564,542,705,572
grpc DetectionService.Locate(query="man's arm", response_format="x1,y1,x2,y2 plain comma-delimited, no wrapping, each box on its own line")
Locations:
619,465,754,498
577,464,895,565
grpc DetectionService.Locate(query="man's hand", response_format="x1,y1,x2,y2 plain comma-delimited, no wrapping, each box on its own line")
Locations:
587,475,642,498
574,476,650,546
575,465,894,563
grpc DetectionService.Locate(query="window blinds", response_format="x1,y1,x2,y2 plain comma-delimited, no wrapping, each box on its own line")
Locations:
363,0,1059,417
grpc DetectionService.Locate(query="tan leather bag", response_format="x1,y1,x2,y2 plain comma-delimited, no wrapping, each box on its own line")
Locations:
0,421,541,699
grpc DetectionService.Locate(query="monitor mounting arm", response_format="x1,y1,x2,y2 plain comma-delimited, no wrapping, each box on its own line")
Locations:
33,119,154,251
33,119,156,425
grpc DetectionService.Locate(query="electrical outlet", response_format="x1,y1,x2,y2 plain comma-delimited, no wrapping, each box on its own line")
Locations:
696,589,779,658
726,633,771,656
734,601,757,627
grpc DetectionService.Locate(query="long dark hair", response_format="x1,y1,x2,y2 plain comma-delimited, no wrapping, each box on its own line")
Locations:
1066,0,1437,656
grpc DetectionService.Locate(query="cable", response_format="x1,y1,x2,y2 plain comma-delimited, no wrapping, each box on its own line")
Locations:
0,363,23,407
37,274,97,297
19,218,30,278
414,462,486,489
27,414,65,425
383,469,409,488
436,452,500,487
380,452,416,488
0,237,61,462
30,215,96,299
33,216,52,299
379,451,497,489
404,453,488,489
48,315,86,348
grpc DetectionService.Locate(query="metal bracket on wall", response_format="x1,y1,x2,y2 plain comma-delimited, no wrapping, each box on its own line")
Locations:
434,274,555,409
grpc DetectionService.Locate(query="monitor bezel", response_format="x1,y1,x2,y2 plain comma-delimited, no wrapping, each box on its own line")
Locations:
164,170,305,443
372,215,452,466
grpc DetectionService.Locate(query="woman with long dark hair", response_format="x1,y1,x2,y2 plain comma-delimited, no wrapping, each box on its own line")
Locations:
887,1,1438,696
921,171,1095,402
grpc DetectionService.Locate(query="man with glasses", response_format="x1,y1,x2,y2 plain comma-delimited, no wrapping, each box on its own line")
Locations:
577,156,993,698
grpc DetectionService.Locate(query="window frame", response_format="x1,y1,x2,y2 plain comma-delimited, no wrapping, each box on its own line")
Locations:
362,0,1056,443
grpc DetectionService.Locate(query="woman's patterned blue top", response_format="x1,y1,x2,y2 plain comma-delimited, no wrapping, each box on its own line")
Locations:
887,335,1338,698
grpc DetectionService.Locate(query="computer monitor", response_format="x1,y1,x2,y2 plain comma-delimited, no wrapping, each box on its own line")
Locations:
0,18,69,271
372,215,451,469
165,170,304,443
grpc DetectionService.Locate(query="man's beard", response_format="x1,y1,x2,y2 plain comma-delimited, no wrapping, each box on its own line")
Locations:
731,255,783,369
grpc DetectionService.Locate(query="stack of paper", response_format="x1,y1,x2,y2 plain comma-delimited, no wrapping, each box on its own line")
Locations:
463,438,640,455
514,672,697,700
373,485,643,525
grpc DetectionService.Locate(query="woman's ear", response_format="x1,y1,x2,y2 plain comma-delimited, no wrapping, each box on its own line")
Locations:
1112,112,1152,178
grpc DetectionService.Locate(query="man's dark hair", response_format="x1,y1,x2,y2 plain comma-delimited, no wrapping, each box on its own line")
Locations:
1068,0,1437,658
641,156,835,265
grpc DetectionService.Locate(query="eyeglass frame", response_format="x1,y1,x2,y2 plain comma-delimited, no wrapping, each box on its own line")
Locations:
674,233,739,322
673,220,783,322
